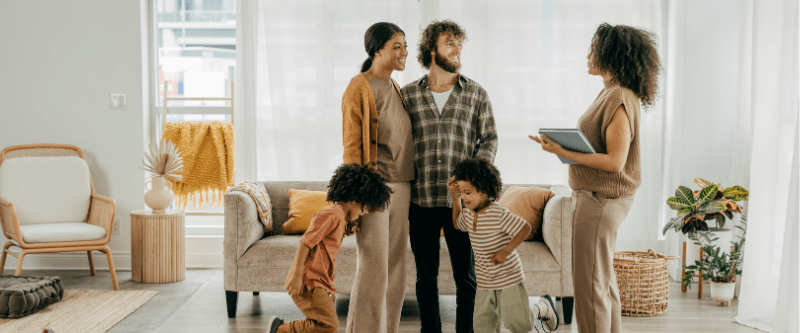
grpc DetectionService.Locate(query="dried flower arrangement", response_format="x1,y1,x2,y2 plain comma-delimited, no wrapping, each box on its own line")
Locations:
142,139,184,181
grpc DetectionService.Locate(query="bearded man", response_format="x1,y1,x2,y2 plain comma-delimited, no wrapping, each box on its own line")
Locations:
400,19,498,333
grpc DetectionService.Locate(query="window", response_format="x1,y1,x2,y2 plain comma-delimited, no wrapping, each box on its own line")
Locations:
152,0,237,234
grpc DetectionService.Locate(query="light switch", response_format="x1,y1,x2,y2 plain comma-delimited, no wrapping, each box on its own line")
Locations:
110,93,127,110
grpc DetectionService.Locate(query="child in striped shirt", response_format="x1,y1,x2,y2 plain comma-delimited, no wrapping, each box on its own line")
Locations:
449,158,560,333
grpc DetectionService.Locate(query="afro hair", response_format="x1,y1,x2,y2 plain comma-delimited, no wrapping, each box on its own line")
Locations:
327,163,393,212
452,158,502,201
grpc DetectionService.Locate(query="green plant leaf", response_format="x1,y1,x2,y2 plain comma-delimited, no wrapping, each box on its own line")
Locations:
675,186,695,205
723,186,749,201
667,197,694,210
693,177,713,188
679,207,693,215
698,201,726,214
696,184,720,205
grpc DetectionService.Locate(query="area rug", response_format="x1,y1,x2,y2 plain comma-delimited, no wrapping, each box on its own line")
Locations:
0,289,157,333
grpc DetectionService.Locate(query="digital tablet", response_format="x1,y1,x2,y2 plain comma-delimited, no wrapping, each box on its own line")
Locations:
537,128,597,164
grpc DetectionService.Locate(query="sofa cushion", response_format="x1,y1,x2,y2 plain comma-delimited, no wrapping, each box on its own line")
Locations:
541,185,571,265
19,222,106,243
282,189,331,234
238,234,561,273
262,182,329,234
0,156,91,225
498,186,555,240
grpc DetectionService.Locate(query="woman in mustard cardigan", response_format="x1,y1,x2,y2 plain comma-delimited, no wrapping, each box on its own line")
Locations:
531,23,661,333
341,22,412,333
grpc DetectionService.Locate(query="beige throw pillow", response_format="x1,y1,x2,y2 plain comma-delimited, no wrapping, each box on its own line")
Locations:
498,186,556,240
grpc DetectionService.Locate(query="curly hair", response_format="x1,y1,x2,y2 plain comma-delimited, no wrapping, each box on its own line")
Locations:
327,164,393,235
417,20,467,70
590,23,661,108
452,158,502,202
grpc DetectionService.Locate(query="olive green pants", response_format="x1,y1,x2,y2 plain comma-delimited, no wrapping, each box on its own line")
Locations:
473,282,539,333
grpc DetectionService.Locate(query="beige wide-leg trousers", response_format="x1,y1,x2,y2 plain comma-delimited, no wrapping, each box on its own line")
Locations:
346,182,410,333
572,190,634,333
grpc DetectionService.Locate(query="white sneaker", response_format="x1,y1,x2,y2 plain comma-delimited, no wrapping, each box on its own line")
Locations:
266,315,284,333
537,294,559,331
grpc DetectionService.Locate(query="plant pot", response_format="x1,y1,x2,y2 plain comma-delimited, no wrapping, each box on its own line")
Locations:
144,176,174,214
710,281,735,306
707,227,734,251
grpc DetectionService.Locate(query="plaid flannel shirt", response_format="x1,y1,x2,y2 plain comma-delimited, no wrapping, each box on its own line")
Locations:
400,74,498,208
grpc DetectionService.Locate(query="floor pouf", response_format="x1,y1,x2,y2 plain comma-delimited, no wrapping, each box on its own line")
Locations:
0,275,64,319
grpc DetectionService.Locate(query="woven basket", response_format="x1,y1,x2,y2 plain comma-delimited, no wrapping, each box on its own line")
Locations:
613,249,679,317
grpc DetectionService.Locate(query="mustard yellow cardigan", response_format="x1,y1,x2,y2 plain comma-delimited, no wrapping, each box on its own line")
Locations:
341,73,406,170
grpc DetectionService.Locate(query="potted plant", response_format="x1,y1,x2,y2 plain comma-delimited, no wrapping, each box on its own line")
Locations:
662,178,749,236
141,139,184,213
681,225,745,306
662,178,749,288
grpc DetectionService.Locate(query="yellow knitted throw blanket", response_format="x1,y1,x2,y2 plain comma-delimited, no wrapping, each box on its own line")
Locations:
163,121,235,209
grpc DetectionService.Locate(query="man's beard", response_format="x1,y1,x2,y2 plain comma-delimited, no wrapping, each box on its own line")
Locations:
435,51,460,73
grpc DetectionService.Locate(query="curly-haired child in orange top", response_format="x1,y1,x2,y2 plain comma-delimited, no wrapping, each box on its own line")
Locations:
266,164,393,333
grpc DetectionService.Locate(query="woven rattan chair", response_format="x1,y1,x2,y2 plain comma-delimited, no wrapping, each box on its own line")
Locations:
0,144,119,290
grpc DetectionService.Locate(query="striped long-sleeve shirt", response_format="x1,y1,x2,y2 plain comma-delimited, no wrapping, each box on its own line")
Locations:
400,74,498,208
456,202,527,290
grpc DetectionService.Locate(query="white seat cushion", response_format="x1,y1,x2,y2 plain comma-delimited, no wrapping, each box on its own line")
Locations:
19,222,106,243
0,156,92,225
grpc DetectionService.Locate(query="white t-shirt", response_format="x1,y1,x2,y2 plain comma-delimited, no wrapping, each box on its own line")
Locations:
431,88,452,115
456,202,528,290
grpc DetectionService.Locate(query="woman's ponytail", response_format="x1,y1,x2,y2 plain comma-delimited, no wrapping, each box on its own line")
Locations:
361,57,373,72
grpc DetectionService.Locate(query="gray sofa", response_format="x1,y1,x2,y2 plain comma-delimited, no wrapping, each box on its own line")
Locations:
224,181,575,323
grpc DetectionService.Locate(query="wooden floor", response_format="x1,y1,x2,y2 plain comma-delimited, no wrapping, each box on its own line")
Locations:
156,269,760,333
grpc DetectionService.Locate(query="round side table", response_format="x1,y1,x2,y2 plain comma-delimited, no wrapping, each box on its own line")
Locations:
131,209,185,283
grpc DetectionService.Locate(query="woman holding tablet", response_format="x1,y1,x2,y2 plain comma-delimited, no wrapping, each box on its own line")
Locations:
530,23,660,333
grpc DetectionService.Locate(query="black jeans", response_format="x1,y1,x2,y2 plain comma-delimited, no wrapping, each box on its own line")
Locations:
409,203,477,333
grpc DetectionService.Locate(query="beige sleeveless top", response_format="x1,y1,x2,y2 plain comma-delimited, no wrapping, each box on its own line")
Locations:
568,82,642,198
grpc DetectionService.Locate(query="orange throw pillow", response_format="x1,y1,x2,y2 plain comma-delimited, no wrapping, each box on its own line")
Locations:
498,186,555,240
282,189,331,234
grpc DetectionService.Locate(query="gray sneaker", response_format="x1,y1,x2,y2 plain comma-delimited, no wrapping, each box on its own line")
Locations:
537,294,560,331
266,315,284,333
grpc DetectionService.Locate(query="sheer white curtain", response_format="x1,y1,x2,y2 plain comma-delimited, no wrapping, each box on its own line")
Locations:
235,0,420,182
735,0,799,332
433,0,665,249
237,0,665,244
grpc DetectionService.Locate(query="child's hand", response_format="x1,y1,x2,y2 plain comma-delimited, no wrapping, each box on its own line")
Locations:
447,176,461,198
285,273,303,296
490,248,511,265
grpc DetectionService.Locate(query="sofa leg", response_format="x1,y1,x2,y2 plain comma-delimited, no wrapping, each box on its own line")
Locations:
226,291,238,318
560,296,574,325
253,292,259,296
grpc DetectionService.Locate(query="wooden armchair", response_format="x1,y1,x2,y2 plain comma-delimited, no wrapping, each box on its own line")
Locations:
0,144,119,290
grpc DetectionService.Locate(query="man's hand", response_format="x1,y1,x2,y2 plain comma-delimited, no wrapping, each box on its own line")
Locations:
490,248,512,265
285,273,303,296
529,134,563,155
447,176,461,199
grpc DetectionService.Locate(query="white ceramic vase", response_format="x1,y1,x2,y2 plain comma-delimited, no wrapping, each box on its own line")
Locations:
711,281,736,304
144,175,174,214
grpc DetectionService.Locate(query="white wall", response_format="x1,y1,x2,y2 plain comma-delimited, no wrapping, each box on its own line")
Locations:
0,0,149,270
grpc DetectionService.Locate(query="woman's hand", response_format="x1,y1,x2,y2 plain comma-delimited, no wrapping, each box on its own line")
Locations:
490,248,512,265
529,134,563,155
285,272,303,296
447,176,461,199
